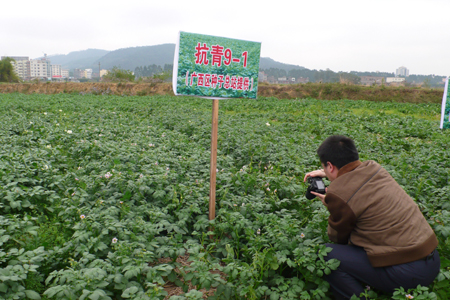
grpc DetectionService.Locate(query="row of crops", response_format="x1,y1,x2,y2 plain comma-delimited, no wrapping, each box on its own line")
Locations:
0,93,449,299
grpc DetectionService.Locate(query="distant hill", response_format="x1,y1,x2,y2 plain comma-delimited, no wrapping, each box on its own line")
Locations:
95,44,176,70
40,45,305,72
42,49,110,70
93,45,304,71
27,46,444,85
259,57,305,71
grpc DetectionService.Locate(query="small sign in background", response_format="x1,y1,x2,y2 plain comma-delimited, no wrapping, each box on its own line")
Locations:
440,76,450,129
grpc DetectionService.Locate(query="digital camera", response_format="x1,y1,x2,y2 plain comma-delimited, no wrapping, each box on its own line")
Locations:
305,177,326,200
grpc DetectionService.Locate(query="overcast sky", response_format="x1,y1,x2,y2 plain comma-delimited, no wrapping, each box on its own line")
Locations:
2,0,449,76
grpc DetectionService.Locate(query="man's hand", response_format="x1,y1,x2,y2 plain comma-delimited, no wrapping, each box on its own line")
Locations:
303,169,326,182
311,190,327,207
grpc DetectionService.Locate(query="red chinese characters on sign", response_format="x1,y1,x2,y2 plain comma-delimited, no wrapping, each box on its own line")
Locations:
189,42,253,92
194,42,248,68
186,72,253,91
195,43,210,65
210,45,224,67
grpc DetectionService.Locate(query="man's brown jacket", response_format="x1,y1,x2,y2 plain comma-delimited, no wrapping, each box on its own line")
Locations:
325,160,438,267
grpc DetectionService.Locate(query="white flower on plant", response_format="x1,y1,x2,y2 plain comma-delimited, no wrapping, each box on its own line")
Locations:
149,143,154,147
257,229,261,235
120,201,123,204
112,237,118,244
300,233,305,238
67,130,73,134
46,145,51,148
75,178,79,181
72,192,75,196
56,123,59,126
44,112,47,115
274,189,277,193
266,187,270,191
139,174,144,178
59,109,62,112
105,172,112,179
406,295,414,299
242,203,245,207
155,162,158,165
80,214,85,219
266,122,270,126
43,165,49,170
365,286,370,291
233,204,237,207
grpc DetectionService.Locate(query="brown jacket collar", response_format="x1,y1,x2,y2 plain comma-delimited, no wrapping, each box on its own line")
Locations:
336,160,362,178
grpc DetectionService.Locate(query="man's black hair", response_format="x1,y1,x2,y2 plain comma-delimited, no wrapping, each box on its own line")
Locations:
317,135,359,169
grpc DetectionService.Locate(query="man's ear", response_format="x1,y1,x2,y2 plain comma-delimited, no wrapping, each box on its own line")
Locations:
328,162,338,174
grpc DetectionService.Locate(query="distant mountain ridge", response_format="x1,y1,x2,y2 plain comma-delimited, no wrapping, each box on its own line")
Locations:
40,44,305,72
45,49,110,70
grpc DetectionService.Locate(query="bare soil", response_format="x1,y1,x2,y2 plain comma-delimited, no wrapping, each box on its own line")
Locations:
152,255,224,299
0,82,443,103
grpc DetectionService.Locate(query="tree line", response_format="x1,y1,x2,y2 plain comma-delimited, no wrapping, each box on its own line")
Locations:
261,67,446,87
1,56,445,87
134,64,173,79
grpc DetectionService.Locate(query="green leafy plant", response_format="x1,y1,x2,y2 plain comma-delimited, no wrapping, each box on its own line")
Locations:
0,94,448,299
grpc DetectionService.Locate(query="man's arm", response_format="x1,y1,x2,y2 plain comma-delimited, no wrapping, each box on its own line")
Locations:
325,192,357,244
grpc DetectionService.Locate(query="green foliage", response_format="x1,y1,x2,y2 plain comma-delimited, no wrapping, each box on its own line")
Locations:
102,66,134,82
0,94,448,299
134,64,173,81
0,57,20,83
392,285,437,300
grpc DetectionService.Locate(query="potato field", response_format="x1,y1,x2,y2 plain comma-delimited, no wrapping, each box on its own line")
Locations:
0,93,449,300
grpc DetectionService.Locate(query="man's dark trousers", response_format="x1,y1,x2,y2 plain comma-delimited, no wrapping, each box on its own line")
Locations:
324,243,440,299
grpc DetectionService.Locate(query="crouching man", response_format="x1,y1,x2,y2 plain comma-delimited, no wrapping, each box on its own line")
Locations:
304,135,440,299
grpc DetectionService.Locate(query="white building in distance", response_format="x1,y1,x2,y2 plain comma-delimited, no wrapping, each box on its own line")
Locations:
1,56,30,80
51,64,62,79
85,69,93,79
386,77,406,83
396,66,409,77
61,69,69,78
30,55,51,80
2,55,70,81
